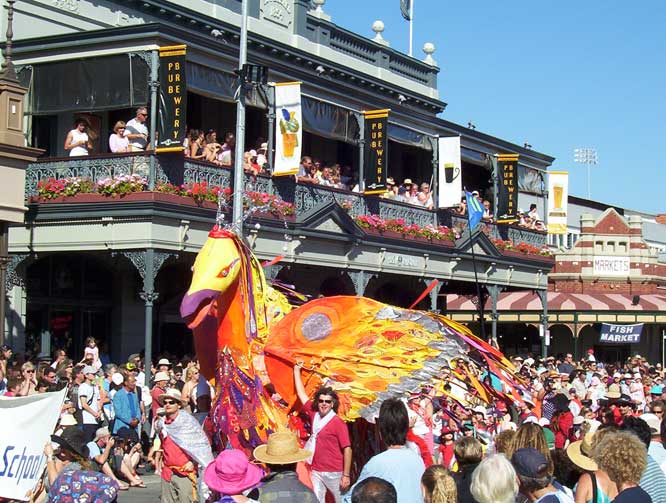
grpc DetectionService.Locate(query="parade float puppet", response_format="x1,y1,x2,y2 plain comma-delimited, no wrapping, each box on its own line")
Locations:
181,226,528,451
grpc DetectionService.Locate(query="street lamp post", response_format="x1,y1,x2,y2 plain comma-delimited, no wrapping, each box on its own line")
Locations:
573,148,598,200
232,0,249,232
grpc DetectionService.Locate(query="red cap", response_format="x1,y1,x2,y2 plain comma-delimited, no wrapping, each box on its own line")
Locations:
587,349,594,354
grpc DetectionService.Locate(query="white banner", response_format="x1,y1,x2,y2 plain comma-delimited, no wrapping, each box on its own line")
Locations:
547,171,568,234
0,388,66,501
438,136,462,208
273,82,302,176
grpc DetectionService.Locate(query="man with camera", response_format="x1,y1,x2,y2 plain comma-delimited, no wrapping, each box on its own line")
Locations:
86,427,130,490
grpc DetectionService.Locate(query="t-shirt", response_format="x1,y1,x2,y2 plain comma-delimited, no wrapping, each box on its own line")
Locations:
77,382,100,425
534,488,574,503
304,400,351,472
612,486,652,503
648,441,666,475
86,441,101,460
344,447,425,503
124,118,148,149
640,455,666,503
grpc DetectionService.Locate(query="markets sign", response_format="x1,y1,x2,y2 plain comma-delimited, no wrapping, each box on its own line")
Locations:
593,256,630,276
599,323,643,344
156,45,187,153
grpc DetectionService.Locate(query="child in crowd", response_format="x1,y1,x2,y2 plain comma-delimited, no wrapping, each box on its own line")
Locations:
82,337,101,371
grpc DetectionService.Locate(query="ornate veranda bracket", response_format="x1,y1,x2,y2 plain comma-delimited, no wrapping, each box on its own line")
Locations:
348,270,375,297
5,253,30,291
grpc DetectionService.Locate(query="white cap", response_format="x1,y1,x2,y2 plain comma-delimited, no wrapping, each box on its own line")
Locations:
523,416,539,425
538,417,551,427
524,358,535,367
472,405,486,416
642,413,661,434
111,373,124,385
613,372,622,379
573,416,585,425
154,371,170,382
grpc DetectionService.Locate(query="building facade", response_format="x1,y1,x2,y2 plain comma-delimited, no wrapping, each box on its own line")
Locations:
3,0,555,362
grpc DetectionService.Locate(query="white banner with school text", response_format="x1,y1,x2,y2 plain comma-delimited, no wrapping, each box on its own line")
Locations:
0,388,66,501
438,136,462,208
273,82,302,176
547,171,568,234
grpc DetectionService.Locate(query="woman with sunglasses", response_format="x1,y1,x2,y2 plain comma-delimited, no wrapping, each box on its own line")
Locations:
294,363,352,503
17,361,38,396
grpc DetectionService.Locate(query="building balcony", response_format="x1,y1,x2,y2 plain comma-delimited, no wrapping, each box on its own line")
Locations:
23,152,549,253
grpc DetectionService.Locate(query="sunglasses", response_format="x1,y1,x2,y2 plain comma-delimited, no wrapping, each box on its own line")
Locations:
25,369,35,373
318,399,333,404
654,410,664,414
163,399,178,405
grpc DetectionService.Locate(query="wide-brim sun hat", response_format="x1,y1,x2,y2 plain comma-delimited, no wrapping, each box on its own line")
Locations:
204,449,264,495
566,433,598,472
157,358,172,367
253,430,311,465
51,428,90,459
157,387,187,407
154,371,170,382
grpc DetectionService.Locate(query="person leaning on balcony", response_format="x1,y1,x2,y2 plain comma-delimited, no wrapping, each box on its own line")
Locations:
109,121,130,153
296,156,319,184
188,129,207,161
64,118,92,157
124,107,150,151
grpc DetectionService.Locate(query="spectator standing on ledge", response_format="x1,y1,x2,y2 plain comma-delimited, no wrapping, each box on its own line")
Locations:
124,107,150,151
64,118,92,156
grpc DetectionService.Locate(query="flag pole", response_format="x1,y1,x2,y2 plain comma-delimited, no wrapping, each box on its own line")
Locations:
465,189,488,342
408,0,414,56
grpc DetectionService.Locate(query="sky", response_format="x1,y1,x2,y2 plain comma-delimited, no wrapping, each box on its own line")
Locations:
325,1,666,214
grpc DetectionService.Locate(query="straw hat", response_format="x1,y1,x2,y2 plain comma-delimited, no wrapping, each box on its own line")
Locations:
566,433,598,472
253,430,311,465
157,388,187,407
154,371,170,382
204,449,263,495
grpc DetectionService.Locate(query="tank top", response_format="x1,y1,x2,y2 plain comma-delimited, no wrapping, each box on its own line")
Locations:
69,129,89,156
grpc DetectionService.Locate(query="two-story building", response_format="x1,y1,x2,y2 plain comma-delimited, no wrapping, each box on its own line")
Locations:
3,0,555,362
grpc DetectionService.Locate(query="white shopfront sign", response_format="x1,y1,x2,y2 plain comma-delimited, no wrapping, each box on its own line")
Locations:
593,256,630,276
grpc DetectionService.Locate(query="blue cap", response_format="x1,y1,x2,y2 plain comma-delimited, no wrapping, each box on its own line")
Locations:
650,385,663,395
511,448,549,478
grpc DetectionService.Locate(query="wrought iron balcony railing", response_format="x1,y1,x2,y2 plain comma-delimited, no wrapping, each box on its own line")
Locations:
25,153,547,248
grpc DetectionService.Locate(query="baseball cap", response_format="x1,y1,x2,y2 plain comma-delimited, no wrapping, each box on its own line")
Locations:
511,448,550,478
82,365,96,375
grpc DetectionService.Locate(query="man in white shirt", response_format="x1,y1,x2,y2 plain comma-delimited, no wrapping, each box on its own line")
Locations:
78,365,102,442
124,107,150,151
642,413,666,474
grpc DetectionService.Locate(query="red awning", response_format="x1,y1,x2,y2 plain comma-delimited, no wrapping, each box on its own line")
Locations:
444,292,666,312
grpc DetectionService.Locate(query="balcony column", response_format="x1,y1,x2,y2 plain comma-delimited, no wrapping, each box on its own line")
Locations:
536,289,548,358
430,136,439,225
349,270,373,297
148,50,159,190
426,279,443,313
486,284,503,348
266,85,276,181
122,249,176,387
355,112,365,192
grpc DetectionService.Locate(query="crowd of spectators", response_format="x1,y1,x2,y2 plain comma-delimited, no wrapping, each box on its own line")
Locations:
2,339,666,502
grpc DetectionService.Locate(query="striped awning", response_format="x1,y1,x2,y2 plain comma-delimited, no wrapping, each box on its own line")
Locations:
445,292,666,312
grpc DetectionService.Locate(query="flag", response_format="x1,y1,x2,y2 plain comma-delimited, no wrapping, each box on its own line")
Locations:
466,191,484,232
400,0,412,21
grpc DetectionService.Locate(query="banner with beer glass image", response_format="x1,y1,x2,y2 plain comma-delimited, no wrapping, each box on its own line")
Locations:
438,136,462,208
273,82,302,176
547,171,569,234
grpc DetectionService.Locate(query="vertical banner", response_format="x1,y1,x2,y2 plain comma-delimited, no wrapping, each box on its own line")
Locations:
0,388,67,501
496,154,519,224
548,171,569,234
156,45,187,153
438,136,462,208
363,109,389,194
273,82,302,176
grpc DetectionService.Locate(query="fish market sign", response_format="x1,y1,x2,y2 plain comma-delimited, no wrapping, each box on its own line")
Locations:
593,256,630,276
599,323,643,344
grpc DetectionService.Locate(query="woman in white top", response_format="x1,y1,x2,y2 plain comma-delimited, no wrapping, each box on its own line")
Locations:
64,119,92,156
